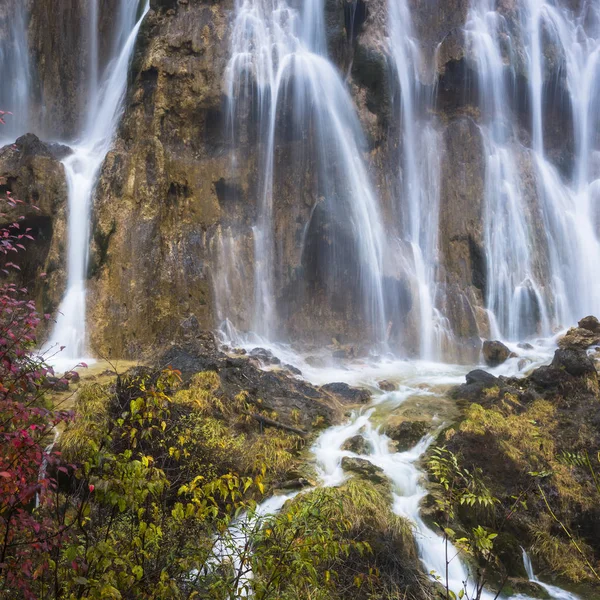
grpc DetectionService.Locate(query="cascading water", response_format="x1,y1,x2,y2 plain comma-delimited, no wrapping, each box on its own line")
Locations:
465,1,552,341
45,1,149,360
219,0,388,345
309,367,580,600
522,549,580,599
386,0,449,360
466,0,600,341
0,0,31,144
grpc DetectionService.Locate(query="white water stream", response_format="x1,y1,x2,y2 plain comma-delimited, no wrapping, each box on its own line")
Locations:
44,1,149,362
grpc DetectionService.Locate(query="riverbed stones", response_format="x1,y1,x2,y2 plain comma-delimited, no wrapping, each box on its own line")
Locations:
378,379,397,392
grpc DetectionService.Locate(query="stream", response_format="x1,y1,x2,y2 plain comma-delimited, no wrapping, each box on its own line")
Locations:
226,335,581,600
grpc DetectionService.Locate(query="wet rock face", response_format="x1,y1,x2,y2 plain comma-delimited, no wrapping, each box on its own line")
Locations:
25,0,124,140
0,134,69,319
438,117,487,360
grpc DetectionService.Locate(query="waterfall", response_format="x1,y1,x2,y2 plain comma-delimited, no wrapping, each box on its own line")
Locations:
522,549,581,599
46,1,149,359
0,0,31,144
387,0,449,359
465,0,552,340
220,0,388,345
466,0,600,341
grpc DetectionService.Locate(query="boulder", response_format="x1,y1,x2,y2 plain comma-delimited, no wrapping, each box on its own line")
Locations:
558,326,600,350
341,434,371,455
249,347,281,366
482,340,512,367
578,315,600,333
321,382,371,405
378,379,397,392
341,457,387,486
384,421,429,452
466,369,499,386
517,342,534,350
451,369,499,402
551,347,596,378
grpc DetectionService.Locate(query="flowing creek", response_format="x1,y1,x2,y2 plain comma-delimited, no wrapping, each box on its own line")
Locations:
224,336,580,600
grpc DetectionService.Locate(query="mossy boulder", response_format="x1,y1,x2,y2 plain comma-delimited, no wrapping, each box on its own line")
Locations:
341,434,371,454
341,457,388,487
384,420,429,452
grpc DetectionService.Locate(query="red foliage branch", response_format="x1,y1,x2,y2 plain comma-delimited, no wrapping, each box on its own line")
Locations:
0,111,79,599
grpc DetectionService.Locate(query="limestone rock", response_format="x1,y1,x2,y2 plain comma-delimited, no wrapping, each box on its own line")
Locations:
378,380,396,392
558,325,600,349
482,340,512,367
87,0,234,358
578,315,600,333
